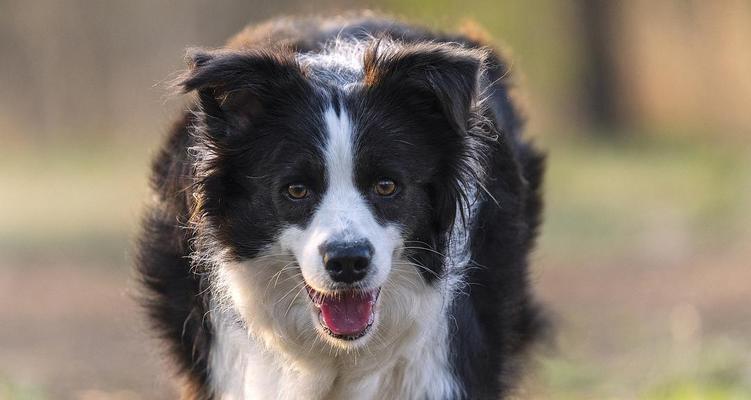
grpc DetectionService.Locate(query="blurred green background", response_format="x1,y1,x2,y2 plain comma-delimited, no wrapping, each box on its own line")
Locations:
1,1,750,399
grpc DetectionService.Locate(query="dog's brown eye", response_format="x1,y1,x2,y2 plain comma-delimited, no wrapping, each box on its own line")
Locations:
287,184,309,199
374,179,397,196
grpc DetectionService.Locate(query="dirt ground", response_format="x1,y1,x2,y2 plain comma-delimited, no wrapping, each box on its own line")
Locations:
0,260,174,399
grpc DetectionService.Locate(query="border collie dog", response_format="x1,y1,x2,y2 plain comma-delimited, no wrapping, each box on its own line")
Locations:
136,13,545,400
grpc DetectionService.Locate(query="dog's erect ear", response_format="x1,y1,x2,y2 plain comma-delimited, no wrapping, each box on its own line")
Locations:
363,43,485,134
179,48,310,136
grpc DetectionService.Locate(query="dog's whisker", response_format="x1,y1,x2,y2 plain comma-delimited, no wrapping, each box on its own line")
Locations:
283,285,307,318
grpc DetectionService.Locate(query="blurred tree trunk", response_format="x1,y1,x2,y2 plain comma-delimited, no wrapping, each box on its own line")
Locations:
577,0,624,133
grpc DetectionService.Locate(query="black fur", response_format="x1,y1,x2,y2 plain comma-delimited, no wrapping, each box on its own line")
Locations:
136,113,214,399
135,13,545,399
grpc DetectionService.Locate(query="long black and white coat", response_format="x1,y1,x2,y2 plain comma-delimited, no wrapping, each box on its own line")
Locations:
136,13,545,400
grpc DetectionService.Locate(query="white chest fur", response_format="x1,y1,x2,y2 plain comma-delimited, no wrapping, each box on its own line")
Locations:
209,287,461,400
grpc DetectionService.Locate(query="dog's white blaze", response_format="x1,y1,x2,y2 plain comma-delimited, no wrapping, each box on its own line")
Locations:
323,104,354,195
280,105,397,292
210,90,463,398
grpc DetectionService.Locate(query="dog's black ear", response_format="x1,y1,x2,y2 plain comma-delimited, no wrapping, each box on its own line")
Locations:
364,43,487,235
363,43,485,134
180,48,310,136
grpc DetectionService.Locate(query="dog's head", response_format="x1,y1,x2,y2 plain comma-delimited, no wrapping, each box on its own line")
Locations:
182,42,488,351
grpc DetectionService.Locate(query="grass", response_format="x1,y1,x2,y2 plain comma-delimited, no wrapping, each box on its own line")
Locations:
0,376,45,400
533,337,751,400
0,138,154,264
644,341,751,400
540,134,750,263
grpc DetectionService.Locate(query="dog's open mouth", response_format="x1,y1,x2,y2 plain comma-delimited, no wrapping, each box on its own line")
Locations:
305,286,380,340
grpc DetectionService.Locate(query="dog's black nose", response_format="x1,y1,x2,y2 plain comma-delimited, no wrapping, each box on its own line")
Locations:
321,240,373,284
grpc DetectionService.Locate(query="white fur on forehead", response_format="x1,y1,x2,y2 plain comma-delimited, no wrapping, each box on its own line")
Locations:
298,39,368,71
296,38,404,87
297,39,368,87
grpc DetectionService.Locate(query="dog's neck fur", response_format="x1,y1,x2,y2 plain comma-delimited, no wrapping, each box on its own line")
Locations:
208,282,461,400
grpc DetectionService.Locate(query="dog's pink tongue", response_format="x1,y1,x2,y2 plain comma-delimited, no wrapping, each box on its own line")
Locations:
319,291,374,336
